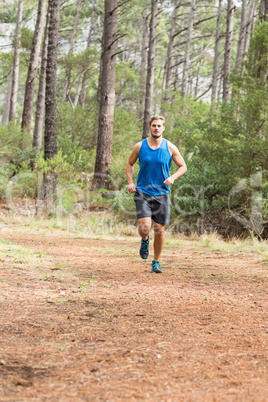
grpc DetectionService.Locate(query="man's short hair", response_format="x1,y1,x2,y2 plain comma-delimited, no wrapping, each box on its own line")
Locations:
149,115,165,126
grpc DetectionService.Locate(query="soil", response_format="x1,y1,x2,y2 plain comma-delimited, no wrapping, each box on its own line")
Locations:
0,216,268,401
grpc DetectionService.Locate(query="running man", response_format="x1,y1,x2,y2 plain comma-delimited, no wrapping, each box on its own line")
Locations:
126,115,187,273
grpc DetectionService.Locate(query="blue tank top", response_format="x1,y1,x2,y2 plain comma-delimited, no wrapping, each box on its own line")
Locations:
136,138,172,196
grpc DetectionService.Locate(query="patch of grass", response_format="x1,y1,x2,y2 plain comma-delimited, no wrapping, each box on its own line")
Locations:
78,278,94,292
78,283,86,292
2,213,268,262
0,239,37,263
37,252,46,258
165,237,188,247
51,263,66,271
199,233,268,259
39,274,51,281
202,272,234,280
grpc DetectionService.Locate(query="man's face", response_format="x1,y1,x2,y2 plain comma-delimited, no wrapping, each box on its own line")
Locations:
149,120,165,139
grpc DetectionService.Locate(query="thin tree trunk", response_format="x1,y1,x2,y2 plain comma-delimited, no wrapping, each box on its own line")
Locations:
259,0,268,22
92,0,118,189
44,0,60,200
181,0,195,98
21,0,47,131
165,2,179,91
80,8,96,108
243,0,258,56
74,74,82,108
188,62,193,95
235,0,247,70
9,0,23,121
2,70,12,125
141,2,150,78
97,33,105,105
62,0,83,101
33,5,50,154
211,0,222,108
142,0,158,139
162,2,179,107
218,67,223,101
173,14,185,92
223,0,234,102
138,2,150,119
194,57,203,97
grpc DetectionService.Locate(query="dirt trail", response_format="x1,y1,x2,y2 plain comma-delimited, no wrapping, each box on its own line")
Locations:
0,227,268,401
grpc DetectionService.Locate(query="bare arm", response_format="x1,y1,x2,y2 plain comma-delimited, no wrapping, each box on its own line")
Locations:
126,142,142,193
164,142,187,186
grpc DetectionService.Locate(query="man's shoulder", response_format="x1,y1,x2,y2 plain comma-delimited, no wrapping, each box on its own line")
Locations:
133,141,143,151
166,140,178,155
165,139,175,146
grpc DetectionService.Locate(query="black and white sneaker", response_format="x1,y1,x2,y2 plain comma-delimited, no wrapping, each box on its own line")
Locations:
139,236,150,259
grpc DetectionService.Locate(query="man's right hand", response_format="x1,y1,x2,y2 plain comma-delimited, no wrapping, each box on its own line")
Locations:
128,183,136,193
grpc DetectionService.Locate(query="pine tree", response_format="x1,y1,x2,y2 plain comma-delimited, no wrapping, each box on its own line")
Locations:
21,0,47,131
44,0,60,200
93,0,118,189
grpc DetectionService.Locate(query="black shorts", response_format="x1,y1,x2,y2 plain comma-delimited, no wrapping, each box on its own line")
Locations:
134,191,170,225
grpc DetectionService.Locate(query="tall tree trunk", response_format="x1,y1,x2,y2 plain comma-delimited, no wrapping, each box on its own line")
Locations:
259,0,268,22
21,0,47,131
9,0,23,121
33,5,50,154
165,2,179,91
2,70,12,125
74,74,82,108
243,0,259,56
92,0,118,189
80,8,96,108
62,0,83,101
181,0,195,98
162,2,179,107
218,66,223,101
140,3,150,78
173,14,185,92
138,2,149,119
97,32,105,105
44,0,60,200
235,0,247,71
211,0,222,108
188,62,193,95
142,0,158,139
223,0,234,102
194,57,203,97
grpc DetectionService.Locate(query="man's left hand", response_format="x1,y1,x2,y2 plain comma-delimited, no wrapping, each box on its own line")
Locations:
164,176,174,186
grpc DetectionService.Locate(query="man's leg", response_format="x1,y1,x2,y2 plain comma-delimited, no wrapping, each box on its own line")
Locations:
153,221,165,261
137,217,151,259
137,217,151,240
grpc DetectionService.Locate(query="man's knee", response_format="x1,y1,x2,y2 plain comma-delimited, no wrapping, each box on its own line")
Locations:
153,222,165,235
139,223,150,235
138,218,151,236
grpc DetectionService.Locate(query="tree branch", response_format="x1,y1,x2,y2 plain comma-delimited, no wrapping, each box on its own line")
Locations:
107,33,127,50
110,0,131,15
195,84,212,100
112,49,126,58
173,14,219,39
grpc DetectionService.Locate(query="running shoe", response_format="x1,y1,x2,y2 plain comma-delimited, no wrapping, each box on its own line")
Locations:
139,236,150,259
151,260,162,273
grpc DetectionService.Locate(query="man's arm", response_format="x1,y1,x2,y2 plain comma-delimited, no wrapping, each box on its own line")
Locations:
164,142,187,186
126,142,142,193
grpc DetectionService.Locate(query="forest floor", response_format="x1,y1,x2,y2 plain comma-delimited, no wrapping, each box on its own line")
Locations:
0,202,268,401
